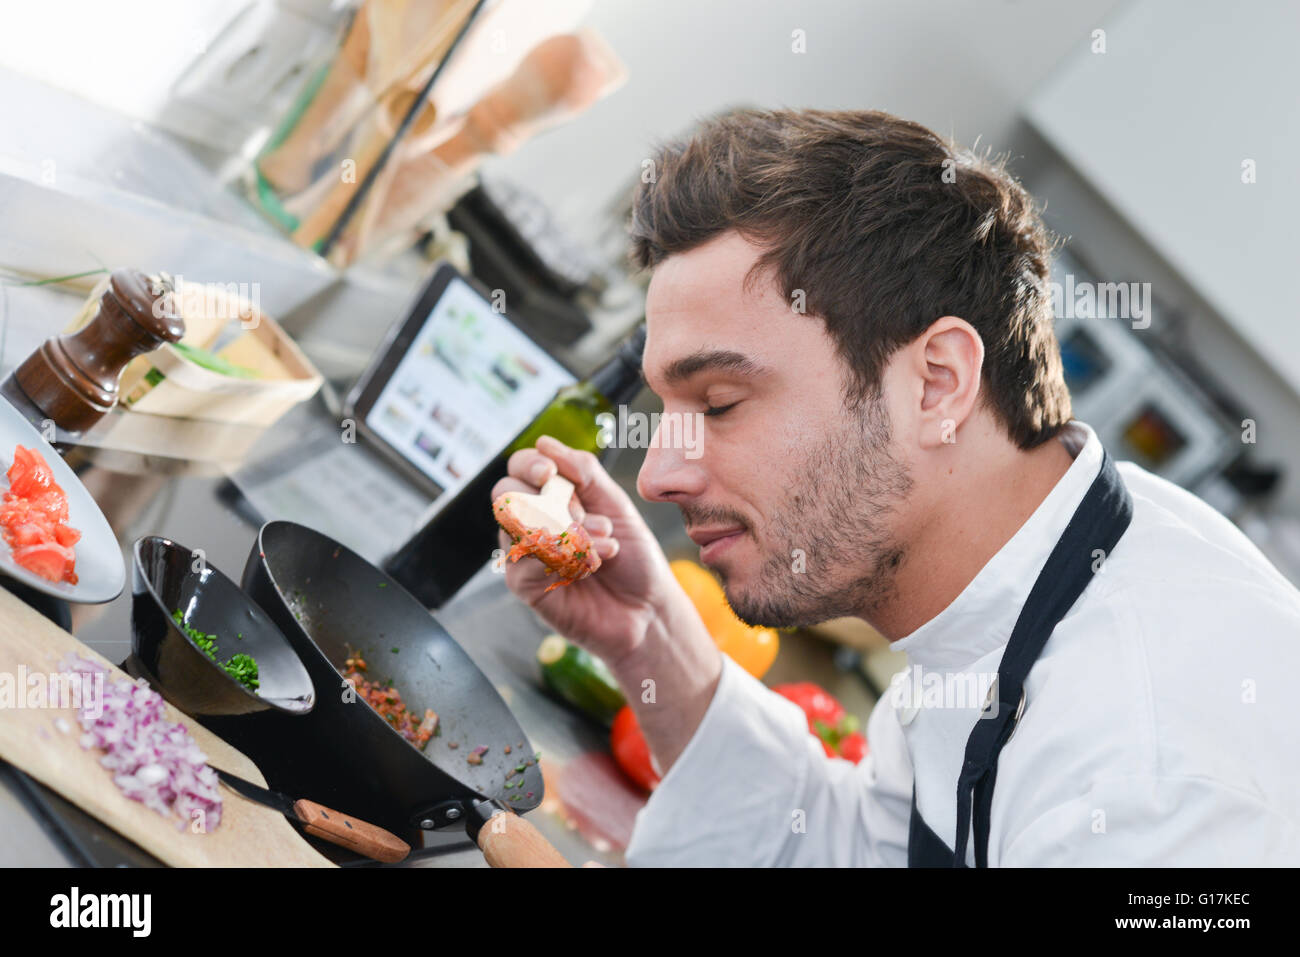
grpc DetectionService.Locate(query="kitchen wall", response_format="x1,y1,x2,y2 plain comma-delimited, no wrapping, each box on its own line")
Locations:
3,1,1295,544
487,0,1127,248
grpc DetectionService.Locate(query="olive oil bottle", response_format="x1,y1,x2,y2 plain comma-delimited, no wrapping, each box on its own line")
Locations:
385,324,646,607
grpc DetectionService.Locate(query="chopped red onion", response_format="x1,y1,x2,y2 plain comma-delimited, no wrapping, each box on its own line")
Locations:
59,653,221,831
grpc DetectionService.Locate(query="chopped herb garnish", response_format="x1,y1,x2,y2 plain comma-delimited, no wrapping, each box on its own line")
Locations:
171,609,260,691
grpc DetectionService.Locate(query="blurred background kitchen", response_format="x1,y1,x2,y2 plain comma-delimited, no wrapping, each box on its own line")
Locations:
1,0,1297,865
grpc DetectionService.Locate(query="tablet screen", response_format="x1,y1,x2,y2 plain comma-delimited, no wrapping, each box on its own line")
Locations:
363,275,576,507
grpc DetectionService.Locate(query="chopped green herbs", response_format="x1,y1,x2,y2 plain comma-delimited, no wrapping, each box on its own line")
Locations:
223,654,260,689
172,609,260,691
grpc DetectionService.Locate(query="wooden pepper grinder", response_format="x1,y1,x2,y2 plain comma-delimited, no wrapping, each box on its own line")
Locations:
1,269,185,436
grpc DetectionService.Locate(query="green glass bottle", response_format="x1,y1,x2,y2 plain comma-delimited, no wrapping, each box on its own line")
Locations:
386,325,646,607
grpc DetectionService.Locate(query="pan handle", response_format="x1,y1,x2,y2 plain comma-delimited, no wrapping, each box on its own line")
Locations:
465,799,571,868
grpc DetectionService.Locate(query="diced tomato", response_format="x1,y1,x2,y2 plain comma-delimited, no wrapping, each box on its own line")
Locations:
12,543,74,583
9,523,46,546
7,445,55,498
2,445,79,584
54,524,81,547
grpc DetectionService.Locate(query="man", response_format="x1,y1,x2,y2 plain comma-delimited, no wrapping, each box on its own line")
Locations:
491,109,1300,866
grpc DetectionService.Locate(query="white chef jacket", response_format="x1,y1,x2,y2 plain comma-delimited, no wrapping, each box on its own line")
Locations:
625,421,1300,866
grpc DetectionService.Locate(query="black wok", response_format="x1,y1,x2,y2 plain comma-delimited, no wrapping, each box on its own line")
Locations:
200,521,559,863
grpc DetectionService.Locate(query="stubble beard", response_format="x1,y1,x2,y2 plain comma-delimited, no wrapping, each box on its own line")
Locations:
722,392,913,629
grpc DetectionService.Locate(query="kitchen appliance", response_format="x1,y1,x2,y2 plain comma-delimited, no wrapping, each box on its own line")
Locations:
1051,250,1238,488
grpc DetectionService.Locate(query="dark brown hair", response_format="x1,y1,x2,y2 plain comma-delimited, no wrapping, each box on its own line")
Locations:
629,108,1071,449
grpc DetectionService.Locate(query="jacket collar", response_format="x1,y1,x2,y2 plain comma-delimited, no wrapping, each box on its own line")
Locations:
891,421,1102,672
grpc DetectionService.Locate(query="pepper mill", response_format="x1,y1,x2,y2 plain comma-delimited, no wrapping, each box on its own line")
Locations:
1,269,185,436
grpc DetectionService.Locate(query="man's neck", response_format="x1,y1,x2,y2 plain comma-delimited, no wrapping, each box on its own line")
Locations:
867,432,1078,641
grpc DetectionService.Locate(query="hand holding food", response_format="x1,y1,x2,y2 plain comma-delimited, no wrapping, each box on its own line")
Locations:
491,436,693,666
493,475,601,592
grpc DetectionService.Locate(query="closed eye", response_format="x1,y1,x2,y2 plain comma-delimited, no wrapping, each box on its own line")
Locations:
703,402,739,417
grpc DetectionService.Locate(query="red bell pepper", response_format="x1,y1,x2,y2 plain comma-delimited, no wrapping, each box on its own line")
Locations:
610,705,660,791
772,682,869,764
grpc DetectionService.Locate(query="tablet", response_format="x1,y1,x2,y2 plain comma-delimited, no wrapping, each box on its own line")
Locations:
346,262,577,506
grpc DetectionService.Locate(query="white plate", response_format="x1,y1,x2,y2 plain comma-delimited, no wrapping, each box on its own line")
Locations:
0,399,124,604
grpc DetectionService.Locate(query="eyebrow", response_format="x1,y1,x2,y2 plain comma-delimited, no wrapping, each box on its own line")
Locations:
650,349,770,388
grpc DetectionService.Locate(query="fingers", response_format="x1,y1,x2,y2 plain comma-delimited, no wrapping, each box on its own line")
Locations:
590,536,619,561
582,513,613,538
506,448,558,487
493,461,584,524
505,438,632,522
534,435,636,518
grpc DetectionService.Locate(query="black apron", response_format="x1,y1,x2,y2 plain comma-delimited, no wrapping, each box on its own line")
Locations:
907,449,1133,867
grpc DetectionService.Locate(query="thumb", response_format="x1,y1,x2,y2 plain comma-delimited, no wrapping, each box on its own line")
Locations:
535,434,636,519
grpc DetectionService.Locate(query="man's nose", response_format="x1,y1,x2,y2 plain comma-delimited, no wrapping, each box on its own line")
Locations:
637,430,707,504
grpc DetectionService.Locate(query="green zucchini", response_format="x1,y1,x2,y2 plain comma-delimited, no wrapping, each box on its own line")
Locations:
537,634,625,727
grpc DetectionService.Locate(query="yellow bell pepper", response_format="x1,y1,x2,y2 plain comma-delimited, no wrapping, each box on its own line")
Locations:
671,559,779,679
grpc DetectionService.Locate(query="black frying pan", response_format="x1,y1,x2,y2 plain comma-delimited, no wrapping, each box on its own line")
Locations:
200,521,563,865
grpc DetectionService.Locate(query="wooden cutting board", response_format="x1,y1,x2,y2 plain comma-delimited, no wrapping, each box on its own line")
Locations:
0,587,333,867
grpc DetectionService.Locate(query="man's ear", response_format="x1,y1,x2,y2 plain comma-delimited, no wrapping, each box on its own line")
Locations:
914,316,984,450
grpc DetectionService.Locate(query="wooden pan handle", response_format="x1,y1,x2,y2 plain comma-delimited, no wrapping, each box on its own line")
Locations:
475,808,571,868
293,799,411,863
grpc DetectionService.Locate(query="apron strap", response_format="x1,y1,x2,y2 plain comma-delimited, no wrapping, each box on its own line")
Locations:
950,449,1133,867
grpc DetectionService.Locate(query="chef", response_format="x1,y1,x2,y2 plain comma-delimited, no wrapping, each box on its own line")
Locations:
492,108,1300,866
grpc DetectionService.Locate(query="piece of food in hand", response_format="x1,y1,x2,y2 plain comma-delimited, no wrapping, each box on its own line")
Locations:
772,682,869,764
1,445,79,584
493,475,601,593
